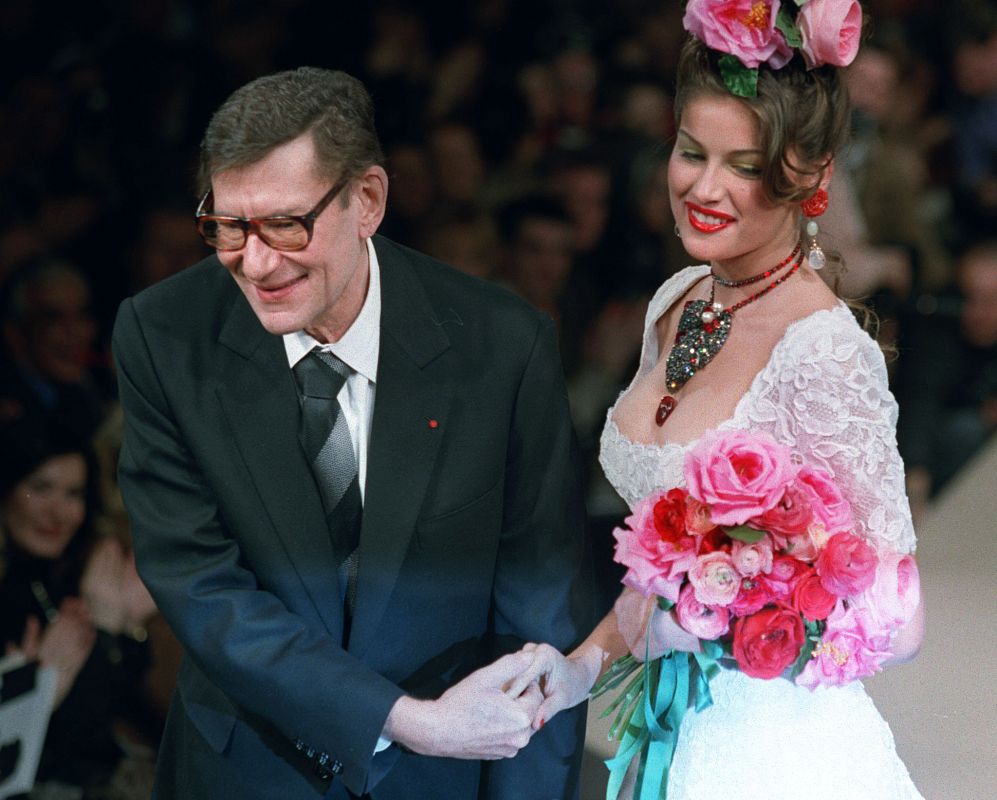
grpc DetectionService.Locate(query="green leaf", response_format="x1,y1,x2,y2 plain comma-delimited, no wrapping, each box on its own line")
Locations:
776,8,803,48
718,55,758,98
725,524,766,543
792,0,809,7
657,596,675,612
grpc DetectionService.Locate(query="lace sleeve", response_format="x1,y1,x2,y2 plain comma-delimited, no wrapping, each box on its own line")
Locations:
736,307,917,554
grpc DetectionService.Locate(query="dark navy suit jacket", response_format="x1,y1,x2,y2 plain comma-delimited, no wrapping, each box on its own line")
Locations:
113,236,591,799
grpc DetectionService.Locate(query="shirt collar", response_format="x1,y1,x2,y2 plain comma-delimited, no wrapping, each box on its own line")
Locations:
283,237,381,383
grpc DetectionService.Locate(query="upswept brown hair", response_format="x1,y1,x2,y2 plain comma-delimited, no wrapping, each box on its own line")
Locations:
673,37,851,205
198,67,385,197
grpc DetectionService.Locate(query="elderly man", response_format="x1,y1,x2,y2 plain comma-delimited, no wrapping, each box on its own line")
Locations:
113,68,589,800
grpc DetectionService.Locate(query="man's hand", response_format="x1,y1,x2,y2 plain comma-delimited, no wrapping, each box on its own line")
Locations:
383,652,541,759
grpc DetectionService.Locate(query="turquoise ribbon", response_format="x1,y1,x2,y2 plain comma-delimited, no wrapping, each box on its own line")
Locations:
604,639,723,800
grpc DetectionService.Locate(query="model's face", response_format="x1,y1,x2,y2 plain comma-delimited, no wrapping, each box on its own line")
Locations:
212,133,382,343
668,93,799,273
3,454,87,560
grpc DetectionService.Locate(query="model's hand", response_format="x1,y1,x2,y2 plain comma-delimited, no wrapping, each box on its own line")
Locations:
383,652,541,760
34,600,96,706
505,643,601,732
615,587,701,661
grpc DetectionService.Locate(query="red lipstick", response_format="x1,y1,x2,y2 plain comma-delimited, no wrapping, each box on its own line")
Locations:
686,202,735,233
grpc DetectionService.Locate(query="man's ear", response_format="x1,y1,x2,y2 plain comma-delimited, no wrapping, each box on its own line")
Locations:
354,165,388,239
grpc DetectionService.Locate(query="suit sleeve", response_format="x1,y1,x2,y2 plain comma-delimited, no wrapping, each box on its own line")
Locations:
112,298,402,794
480,314,593,800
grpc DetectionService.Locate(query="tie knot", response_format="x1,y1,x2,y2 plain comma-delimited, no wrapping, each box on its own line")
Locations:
293,349,350,399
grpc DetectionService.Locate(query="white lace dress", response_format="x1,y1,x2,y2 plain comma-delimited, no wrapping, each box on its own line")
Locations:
599,266,924,800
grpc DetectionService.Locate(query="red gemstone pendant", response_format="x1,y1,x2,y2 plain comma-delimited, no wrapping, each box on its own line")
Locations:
655,395,676,426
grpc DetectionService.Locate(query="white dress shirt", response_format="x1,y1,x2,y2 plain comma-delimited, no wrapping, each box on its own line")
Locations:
283,237,381,501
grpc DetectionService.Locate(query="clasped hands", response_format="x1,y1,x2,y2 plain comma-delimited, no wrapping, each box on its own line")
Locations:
385,588,702,761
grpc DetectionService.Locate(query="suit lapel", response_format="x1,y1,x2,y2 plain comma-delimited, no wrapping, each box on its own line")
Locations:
214,294,345,642
348,240,453,658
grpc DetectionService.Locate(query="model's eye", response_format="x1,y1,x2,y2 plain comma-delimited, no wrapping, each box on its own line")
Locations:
679,149,705,162
732,163,763,178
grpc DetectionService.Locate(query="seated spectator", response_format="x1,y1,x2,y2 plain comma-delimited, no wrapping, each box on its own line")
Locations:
896,240,997,521
0,417,159,798
0,258,110,437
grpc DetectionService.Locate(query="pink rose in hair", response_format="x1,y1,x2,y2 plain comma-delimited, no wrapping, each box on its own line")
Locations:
683,0,794,70
816,532,878,597
684,429,794,526
675,583,731,640
689,551,741,606
856,551,921,631
796,601,891,689
796,0,862,68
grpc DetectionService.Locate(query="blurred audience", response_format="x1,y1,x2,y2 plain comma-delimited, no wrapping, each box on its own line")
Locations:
0,417,159,799
0,259,111,438
897,240,997,523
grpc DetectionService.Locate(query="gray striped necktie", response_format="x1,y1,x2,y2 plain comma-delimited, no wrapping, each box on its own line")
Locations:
293,349,362,625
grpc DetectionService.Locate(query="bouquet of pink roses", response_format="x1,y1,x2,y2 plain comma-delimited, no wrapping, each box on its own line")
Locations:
593,428,920,798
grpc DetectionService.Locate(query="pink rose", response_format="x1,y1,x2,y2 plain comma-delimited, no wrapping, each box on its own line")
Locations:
856,551,921,632
751,479,814,542
689,551,741,606
684,429,795,526
683,0,794,69
797,0,862,68
783,523,831,563
614,491,699,602
816,532,878,598
731,538,774,577
676,583,731,640
729,576,777,616
796,601,891,689
762,554,810,599
795,466,854,536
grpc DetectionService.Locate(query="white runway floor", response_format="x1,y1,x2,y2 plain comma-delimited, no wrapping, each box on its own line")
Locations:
581,439,997,800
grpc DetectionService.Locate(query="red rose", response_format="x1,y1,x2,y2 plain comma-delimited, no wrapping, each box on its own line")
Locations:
697,527,731,555
792,570,838,622
732,606,806,679
653,489,689,544
816,532,878,597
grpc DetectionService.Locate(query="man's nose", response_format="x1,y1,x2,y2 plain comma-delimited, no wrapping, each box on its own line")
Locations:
240,232,282,279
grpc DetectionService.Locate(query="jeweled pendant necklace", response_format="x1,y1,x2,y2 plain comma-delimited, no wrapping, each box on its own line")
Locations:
655,245,803,426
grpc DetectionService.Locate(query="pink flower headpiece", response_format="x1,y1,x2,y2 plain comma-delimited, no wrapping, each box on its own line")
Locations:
683,0,863,97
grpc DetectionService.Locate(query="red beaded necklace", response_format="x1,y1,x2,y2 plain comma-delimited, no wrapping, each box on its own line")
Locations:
656,246,803,426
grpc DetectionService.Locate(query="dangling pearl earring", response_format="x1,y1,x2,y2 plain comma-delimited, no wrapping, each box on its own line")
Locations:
801,188,828,270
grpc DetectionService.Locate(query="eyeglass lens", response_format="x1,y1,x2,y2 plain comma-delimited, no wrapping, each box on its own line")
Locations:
199,218,310,251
